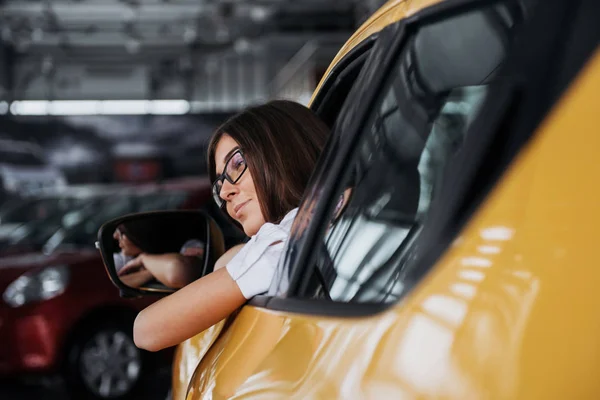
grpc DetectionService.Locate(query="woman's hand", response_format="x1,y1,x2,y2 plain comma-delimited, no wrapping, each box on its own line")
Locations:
119,254,146,276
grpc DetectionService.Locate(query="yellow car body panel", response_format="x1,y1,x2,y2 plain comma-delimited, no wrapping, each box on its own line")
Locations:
171,320,226,399
184,50,600,399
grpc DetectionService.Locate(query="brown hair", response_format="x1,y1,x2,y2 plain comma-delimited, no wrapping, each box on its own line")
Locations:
208,100,329,224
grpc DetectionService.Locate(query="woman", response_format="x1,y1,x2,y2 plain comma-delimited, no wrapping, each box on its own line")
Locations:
113,223,143,272
132,100,329,351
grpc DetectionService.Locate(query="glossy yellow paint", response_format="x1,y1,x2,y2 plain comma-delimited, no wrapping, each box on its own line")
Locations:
308,0,444,106
183,50,600,399
171,320,226,400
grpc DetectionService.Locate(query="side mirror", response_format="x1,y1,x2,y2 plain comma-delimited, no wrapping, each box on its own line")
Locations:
96,211,226,297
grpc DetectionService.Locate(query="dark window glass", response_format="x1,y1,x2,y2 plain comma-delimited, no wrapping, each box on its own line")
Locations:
304,3,524,303
0,150,45,166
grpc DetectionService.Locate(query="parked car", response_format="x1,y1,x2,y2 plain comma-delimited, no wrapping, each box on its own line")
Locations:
0,186,123,254
0,139,67,204
0,178,244,400
100,0,599,399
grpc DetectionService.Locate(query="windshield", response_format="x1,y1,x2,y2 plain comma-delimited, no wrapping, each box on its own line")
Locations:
2,197,105,250
0,197,88,224
0,149,46,166
43,192,188,252
1,191,188,252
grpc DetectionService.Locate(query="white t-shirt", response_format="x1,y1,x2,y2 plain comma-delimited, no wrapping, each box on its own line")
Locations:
226,208,298,299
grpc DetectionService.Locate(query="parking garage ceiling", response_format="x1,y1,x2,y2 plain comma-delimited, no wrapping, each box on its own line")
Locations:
0,0,385,106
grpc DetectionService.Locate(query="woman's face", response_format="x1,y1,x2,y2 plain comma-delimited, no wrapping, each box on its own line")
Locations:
214,134,266,237
113,229,142,257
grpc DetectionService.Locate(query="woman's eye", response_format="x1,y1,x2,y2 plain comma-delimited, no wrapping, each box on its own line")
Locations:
232,156,245,170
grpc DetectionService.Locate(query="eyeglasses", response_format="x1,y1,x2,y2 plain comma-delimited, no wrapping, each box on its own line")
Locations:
212,149,247,207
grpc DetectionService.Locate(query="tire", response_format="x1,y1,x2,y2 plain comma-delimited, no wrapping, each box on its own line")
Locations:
63,318,152,400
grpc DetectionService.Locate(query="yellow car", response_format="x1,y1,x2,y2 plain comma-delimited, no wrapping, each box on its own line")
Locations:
167,0,599,398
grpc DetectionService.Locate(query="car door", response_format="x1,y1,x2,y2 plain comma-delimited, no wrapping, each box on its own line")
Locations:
183,0,597,398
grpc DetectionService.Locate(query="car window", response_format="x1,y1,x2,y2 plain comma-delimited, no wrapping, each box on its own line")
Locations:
0,198,85,223
0,149,46,166
298,3,524,303
59,194,181,246
311,38,374,127
136,192,187,211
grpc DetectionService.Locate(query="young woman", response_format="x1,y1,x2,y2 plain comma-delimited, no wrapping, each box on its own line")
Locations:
132,100,329,351
113,223,143,272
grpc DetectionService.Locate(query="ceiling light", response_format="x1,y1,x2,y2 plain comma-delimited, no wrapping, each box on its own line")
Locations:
148,100,190,115
234,38,251,54
49,101,101,115
183,26,197,44
123,7,138,23
249,6,270,22
10,101,49,115
9,100,191,116
31,27,44,42
101,100,150,115
125,38,141,54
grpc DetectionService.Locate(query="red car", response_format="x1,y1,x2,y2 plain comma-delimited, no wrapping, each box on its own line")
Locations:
0,178,241,399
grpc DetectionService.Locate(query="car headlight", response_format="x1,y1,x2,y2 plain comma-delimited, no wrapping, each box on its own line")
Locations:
2,265,70,308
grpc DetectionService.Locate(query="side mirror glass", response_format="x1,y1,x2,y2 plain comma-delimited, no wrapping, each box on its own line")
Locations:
96,211,225,296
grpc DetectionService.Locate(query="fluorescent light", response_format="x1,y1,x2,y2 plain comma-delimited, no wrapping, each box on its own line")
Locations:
101,100,151,115
149,100,190,115
8,100,192,115
49,101,101,115
10,101,49,115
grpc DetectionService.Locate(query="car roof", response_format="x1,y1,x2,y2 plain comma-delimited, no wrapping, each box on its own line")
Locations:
28,177,211,200
309,0,443,106
0,139,44,154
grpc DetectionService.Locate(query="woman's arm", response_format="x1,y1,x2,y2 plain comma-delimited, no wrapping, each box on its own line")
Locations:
214,243,245,270
133,267,245,351
120,269,154,288
119,253,202,289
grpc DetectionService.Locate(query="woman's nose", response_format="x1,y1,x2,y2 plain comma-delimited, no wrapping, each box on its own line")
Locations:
219,179,238,201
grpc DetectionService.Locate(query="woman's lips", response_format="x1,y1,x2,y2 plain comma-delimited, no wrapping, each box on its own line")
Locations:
234,200,250,218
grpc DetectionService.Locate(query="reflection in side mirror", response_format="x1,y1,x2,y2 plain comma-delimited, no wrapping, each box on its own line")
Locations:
97,211,225,296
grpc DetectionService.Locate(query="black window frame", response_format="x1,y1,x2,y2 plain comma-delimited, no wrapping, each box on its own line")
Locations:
251,0,597,315
310,35,377,126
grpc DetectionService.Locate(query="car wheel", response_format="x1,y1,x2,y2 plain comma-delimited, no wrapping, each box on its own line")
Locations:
64,319,151,400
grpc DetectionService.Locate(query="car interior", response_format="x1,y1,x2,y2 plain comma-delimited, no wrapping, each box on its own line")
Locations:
308,3,521,304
